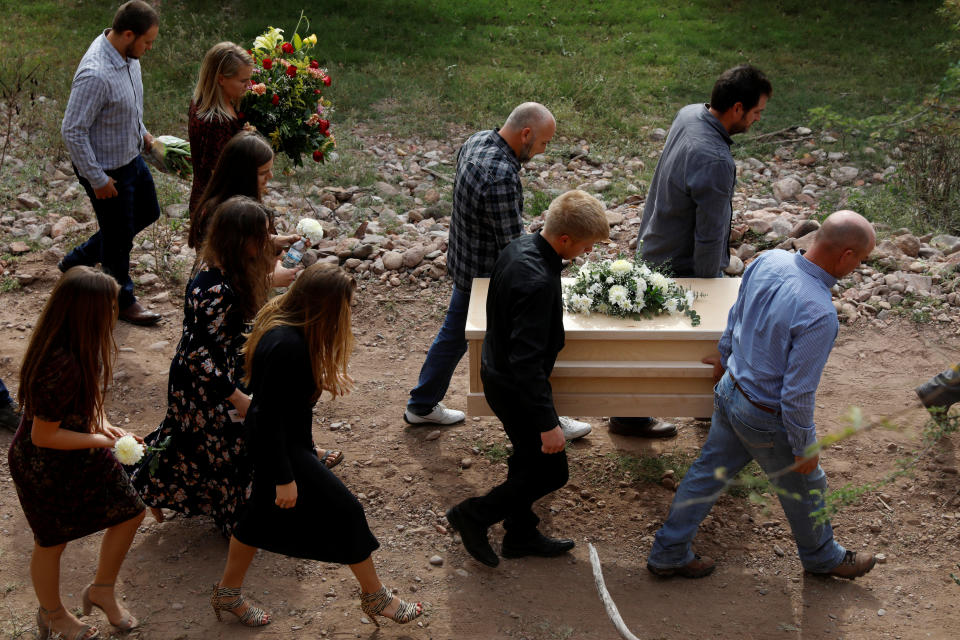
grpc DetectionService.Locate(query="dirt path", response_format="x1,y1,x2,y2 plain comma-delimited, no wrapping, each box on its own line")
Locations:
0,255,958,640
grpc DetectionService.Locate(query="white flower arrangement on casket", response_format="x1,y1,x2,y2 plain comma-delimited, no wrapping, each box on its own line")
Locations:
563,257,701,326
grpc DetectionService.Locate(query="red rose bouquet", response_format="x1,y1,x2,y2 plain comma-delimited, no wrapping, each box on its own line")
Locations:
242,13,335,166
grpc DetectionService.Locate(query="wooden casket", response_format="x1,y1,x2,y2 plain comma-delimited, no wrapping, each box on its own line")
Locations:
465,277,742,417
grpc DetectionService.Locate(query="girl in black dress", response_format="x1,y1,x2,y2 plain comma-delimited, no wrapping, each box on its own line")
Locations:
211,264,424,628
8,267,145,639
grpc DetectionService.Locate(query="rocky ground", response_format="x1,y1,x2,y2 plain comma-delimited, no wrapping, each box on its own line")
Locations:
0,115,958,639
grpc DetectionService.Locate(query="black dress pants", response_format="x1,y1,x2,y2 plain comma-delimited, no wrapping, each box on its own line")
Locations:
461,376,568,536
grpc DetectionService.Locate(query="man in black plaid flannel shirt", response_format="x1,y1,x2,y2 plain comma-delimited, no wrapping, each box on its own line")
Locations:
404,103,589,440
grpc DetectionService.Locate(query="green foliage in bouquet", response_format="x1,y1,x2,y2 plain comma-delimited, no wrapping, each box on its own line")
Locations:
564,257,701,326
144,135,191,178
243,12,335,166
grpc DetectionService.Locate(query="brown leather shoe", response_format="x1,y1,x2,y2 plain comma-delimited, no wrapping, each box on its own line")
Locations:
609,416,678,438
647,554,715,578
809,550,877,580
119,301,161,326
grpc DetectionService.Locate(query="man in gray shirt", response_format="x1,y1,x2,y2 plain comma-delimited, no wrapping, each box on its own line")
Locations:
612,65,772,438
60,1,161,326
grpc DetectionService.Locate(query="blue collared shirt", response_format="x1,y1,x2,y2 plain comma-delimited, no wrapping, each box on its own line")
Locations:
718,250,839,455
61,30,147,189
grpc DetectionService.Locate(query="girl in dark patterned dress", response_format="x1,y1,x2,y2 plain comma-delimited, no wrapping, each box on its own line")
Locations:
8,267,145,640
211,264,424,628
188,42,253,217
132,197,276,536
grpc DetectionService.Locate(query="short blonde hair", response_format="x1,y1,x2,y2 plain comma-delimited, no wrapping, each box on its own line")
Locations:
543,190,610,241
193,42,254,122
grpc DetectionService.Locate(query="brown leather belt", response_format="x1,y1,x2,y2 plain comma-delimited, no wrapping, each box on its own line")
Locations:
731,377,778,415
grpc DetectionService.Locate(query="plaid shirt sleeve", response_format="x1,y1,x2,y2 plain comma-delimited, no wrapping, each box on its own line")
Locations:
478,174,524,250
61,71,111,189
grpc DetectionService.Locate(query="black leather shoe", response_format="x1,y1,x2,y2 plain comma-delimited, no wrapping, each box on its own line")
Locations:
446,505,498,567
0,402,21,433
119,301,162,326
501,531,575,559
609,416,678,438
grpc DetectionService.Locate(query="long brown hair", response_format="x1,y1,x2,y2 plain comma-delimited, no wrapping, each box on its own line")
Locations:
192,42,254,123
18,267,119,432
201,195,275,320
244,263,356,402
189,130,274,248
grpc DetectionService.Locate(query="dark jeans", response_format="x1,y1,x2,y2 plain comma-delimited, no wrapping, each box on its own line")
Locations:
407,286,470,415
459,376,569,536
63,156,160,310
0,377,10,406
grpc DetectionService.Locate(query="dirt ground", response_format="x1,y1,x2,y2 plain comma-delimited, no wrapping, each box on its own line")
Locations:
1,252,959,640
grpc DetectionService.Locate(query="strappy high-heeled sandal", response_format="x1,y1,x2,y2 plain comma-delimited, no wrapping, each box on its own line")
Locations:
210,584,271,626
81,583,137,632
37,605,99,640
359,585,423,627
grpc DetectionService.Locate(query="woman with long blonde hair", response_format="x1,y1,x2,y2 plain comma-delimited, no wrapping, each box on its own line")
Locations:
8,267,145,639
189,42,254,215
210,264,424,628
132,196,275,536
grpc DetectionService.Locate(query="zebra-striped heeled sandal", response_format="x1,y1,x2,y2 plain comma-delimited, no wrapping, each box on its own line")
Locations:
360,585,423,627
210,584,271,627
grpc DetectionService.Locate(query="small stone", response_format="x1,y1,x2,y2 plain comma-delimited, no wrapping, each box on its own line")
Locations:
429,555,444,566
171,602,184,610
382,251,404,271
831,166,859,185
460,457,473,469
17,193,42,209
455,568,470,577
724,255,744,276
875,553,886,564
772,177,802,201
648,128,668,142
148,340,169,351
591,179,611,192
773,545,785,557
877,609,886,617
425,430,442,441
402,247,426,268
139,273,160,286
9,241,30,255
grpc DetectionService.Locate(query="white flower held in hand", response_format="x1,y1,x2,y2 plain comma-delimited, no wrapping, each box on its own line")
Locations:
295,218,325,245
113,434,145,465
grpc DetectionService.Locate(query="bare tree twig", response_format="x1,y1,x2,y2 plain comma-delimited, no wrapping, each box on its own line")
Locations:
588,543,643,640
424,166,454,183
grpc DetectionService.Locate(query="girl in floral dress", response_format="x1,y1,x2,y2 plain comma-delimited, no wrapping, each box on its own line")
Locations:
8,267,145,639
132,196,276,536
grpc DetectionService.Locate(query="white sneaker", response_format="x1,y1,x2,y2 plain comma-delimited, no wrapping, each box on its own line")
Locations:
404,402,465,425
559,416,592,440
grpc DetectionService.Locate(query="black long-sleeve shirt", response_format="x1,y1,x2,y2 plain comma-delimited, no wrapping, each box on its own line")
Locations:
480,232,564,431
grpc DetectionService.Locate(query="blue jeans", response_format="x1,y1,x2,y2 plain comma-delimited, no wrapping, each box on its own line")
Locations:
0,377,10,406
63,156,161,310
648,372,846,573
407,287,470,415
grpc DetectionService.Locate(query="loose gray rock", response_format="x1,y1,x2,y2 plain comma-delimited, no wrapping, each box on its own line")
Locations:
429,555,444,566
382,251,403,271
16,193,42,209
772,177,802,202
648,128,668,142
605,211,624,227
831,166,859,185
402,247,425,268
374,181,400,198
931,234,960,255
790,219,820,238
425,430,442,441
724,255,744,276
893,234,920,258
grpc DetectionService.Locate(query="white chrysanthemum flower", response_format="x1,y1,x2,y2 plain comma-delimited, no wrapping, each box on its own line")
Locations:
638,265,652,277
634,278,647,294
588,282,602,295
296,218,325,244
649,272,670,290
634,297,646,311
685,290,695,308
664,298,679,313
608,284,629,307
113,434,145,465
606,276,614,284
610,259,632,274
570,293,592,313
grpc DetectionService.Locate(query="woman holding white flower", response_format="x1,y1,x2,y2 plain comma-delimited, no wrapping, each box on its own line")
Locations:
7,266,145,639
190,130,301,288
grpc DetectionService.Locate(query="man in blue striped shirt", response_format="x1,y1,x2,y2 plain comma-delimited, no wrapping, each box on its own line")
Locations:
647,210,879,580
60,1,162,326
